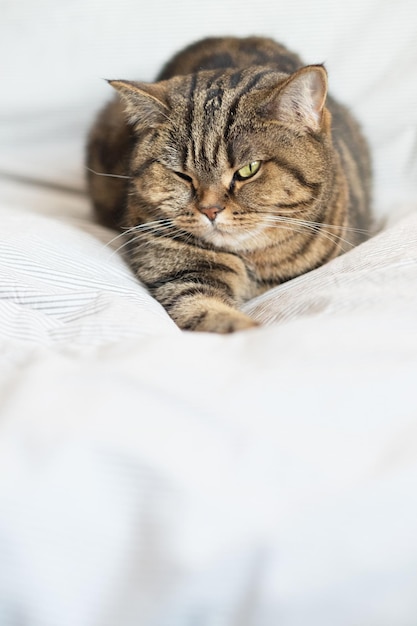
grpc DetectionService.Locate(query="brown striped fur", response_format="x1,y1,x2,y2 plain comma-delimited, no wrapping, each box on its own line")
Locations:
87,36,372,333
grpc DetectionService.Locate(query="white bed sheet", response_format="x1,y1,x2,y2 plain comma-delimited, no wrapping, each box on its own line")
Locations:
1,174,417,626
1,0,417,624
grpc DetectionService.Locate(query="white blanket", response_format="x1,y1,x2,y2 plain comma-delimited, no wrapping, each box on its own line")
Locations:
1,1,417,624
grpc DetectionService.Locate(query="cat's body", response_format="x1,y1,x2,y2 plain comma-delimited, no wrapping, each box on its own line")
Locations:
87,36,372,333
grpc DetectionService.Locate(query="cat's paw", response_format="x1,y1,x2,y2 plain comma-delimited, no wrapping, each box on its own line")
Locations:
184,308,259,334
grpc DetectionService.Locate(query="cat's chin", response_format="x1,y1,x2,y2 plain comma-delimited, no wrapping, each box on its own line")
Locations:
198,224,263,251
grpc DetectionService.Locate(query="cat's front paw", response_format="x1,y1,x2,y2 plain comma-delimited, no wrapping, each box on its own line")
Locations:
182,307,259,334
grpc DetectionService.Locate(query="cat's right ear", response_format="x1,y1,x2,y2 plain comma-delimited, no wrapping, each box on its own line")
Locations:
108,80,169,127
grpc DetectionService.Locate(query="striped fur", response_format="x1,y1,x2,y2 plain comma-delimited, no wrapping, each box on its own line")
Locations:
86,36,372,333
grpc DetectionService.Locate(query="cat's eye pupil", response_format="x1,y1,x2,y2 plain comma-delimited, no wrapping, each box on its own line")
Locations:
236,160,261,180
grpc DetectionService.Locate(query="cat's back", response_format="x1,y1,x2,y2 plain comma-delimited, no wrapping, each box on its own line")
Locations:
157,36,303,79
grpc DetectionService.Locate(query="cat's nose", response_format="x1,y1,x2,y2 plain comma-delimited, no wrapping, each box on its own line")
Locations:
199,205,224,222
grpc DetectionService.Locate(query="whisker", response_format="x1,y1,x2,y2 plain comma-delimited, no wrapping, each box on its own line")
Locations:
258,205,371,236
86,166,131,180
262,215,354,252
159,110,176,124
167,228,193,242
120,220,174,235
115,220,192,253
114,224,179,255
268,212,371,235
241,223,309,249
104,220,173,249
286,223,351,251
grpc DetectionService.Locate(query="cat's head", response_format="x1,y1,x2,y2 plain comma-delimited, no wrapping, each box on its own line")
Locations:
110,65,332,251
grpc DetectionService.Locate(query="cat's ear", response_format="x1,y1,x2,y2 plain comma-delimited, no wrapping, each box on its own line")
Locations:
261,66,328,132
108,80,169,127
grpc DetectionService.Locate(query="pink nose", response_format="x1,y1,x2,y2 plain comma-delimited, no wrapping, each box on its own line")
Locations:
199,205,224,222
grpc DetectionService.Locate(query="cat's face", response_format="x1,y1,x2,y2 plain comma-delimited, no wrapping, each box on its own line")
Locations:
112,66,330,252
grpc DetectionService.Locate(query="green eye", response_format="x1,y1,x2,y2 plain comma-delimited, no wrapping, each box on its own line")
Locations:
236,160,261,180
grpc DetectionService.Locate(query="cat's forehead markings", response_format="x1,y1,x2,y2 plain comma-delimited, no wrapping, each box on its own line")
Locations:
204,90,223,112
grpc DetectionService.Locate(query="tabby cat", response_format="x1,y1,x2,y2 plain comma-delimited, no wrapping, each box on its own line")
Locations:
87,36,372,333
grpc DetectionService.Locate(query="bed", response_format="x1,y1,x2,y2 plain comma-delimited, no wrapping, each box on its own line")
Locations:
1,1,417,624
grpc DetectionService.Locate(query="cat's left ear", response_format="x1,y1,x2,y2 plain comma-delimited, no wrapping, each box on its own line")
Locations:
262,65,328,132
108,80,169,127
